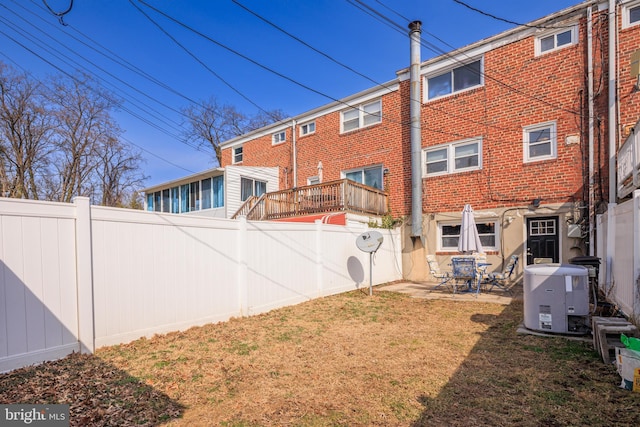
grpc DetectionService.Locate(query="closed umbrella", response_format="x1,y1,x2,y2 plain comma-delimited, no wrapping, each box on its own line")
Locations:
458,204,484,254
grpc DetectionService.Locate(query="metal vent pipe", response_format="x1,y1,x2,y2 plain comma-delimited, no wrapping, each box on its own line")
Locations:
409,20,423,238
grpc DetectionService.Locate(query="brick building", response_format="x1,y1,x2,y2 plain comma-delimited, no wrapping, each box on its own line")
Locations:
147,1,640,281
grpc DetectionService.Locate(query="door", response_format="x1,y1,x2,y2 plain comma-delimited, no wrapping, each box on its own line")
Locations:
526,216,559,265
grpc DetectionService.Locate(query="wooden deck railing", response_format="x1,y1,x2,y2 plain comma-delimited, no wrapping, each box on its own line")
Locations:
231,179,388,221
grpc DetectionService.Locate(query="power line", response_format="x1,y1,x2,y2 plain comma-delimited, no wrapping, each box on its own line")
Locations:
451,0,575,30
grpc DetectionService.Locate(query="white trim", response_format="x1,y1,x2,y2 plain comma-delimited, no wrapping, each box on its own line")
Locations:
272,130,286,145
340,99,382,134
623,0,640,28
437,218,500,252
423,137,483,176
535,25,578,56
299,121,316,137
233,146,243,164
523,121,557,163
424,57,484,102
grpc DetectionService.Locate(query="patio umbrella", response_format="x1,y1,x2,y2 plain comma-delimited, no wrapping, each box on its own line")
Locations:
458,204,484,254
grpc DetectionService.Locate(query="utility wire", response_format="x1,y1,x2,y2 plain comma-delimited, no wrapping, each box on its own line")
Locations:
451,0,575,30
128,0,279,121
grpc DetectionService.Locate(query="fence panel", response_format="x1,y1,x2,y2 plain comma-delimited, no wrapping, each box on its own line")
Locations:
596,190,640,324
0,199,79,373
91,208,241,348
1,198,403,371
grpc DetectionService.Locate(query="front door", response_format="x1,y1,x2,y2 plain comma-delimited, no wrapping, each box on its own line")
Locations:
526,216,559,265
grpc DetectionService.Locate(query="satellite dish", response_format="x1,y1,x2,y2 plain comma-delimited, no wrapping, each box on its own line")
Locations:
356,230,384,253
356,230,384,296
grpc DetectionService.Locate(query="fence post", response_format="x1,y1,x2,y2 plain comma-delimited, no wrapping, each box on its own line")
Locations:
238,216,248,316
315,220,324,296
74,197,95,353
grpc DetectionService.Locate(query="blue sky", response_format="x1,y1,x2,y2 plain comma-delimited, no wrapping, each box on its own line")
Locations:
0,0,581,187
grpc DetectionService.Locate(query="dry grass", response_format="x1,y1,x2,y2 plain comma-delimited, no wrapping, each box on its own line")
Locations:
2,288,640,426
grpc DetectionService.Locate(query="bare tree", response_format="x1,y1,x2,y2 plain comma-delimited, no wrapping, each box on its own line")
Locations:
182,96,288,166
97,136,146,207
0,63,146,206
0,64,53,199
47,75,123,203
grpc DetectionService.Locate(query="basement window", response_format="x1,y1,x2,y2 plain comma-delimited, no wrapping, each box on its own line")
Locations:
439,221,497,251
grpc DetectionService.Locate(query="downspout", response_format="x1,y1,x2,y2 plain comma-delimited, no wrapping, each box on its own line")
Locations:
409,21,423,238
606,0,617,290
609,0,617,204
588,5,595,256
292,120,297,187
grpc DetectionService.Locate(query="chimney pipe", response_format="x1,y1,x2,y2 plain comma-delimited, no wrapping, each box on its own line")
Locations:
409,20,423,238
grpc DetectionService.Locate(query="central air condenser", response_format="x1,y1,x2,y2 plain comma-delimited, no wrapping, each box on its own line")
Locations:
523,264,590,335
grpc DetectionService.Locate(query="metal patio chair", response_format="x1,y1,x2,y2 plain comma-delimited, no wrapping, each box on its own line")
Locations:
427,254,452,291
485,255,519,294
451,257,478,294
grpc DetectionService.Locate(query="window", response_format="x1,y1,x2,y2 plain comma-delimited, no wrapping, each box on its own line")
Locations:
146,193,154,211
424,138,482,176
212,175,224,208
341,99,382,133
240,177,267,201
153,191,161,212
536,26,577,55
170,187,179,213
440,221,497,251
201,178,212,210
233,146,243,164
624,2,640,28
343,165,383,190
307,176,320,185
300,121,315,136
524,122,556,162
161,189,170,213
426,59,482,100
272,131,286,145
529,219,556,236
180,184,190,213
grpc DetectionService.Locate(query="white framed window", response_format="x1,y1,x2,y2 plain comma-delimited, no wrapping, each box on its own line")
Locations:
233,146,243,164
426,58,483,100
240,177,267,201
307,175,320,185
342,165,383,190
272,131,286,145
424,138,482,176
439,220,498,251
300,121,315,136
341,99,382,133
535,26,577,56
624,1,640,28
523,122,557,163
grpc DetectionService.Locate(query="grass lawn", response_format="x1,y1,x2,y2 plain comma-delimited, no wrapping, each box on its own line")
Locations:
2,288,640,426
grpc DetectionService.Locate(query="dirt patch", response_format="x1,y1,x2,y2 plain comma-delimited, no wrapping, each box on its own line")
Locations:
2,290,639,426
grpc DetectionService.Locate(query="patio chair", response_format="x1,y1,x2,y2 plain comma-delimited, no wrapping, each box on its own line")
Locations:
451,257,478,294
485,255,519,294
427,254,452,291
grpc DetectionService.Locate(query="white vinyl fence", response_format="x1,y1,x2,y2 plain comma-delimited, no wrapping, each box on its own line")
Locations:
596,189,640,325
0,197,402,373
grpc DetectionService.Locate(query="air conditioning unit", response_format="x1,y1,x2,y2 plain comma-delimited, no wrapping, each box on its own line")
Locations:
523,264,590,335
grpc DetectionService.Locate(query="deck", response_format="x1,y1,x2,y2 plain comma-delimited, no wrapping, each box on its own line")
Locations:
232,179,388,221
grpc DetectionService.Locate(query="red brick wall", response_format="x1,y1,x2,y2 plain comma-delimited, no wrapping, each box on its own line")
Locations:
220,7,639,218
